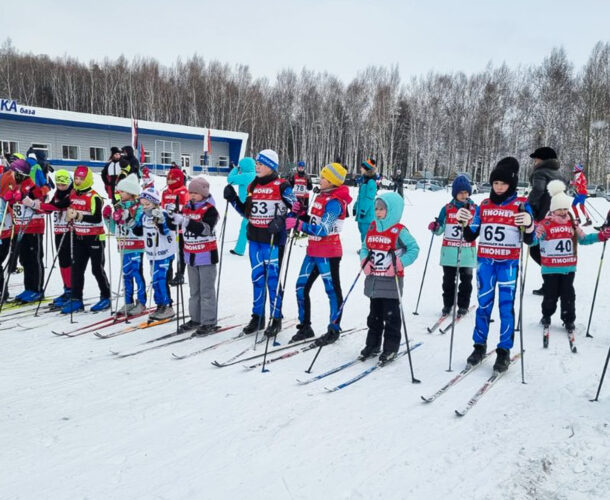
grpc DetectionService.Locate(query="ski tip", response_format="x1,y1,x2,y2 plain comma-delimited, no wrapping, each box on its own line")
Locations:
211,361,222,367
171,353,183,360
454,410,465,417
51,331,65,336
420,395,432,403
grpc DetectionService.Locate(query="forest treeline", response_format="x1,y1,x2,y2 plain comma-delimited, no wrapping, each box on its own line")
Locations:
1,39,609,183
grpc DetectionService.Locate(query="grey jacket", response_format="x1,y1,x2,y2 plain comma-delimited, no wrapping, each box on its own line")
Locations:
528,159,567,221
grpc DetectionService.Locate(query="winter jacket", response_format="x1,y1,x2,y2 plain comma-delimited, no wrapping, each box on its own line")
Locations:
528,159,567,221
182,196,220,266
433,198,477,268
354,175,377,224
227,158,256,203
120,146,141,179
360,191,419,299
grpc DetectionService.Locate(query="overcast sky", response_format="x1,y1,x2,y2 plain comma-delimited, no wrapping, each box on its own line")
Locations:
2,0,609,82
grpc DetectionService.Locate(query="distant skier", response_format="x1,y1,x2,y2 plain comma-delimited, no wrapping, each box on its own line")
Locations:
354,158,377,242
288,161,313,216
570,164,592,226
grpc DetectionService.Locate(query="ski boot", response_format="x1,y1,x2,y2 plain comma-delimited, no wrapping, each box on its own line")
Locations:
242,314,265,335
314,326,340,347
61,299,85,314
563,321,575,332
14,290,43,303
379,351,398,365
179,320,201,333
264,318,283,338
441,306,452,316
194,324,218,337
532,287,544,296
359,344,381,360
229,249,244,256
466,343,487,366
150,305,175,320
493,348,511,373
168,273,185,286
457,307,469,317
583,218,592,227
540,316,551,327
127,302,146,316
90,297,111,312
51,288,72,308
290,324,315,343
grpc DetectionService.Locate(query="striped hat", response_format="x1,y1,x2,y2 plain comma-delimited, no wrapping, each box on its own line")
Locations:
573,164,584,173
321,162,347,187
361,158,376,171
139,187,161,205
255,149,279,171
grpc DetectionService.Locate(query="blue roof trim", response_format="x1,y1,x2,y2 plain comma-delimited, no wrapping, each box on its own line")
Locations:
50,159,230,174
0,112,244,144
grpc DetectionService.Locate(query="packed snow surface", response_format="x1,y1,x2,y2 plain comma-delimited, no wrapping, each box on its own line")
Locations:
2,174,609,499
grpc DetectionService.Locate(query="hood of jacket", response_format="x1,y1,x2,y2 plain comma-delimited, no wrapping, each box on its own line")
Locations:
374,191,404,232
239,157,256,174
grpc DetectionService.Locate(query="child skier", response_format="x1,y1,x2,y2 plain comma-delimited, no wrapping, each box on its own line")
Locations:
533,180,610,335
285,162,352,345
223,149,296,337
359,192,420,363
456,157,535,373
288,161,313,215
570,164,591,226
3,158,47,302
161,168,189,284
226,157,256,256
354,158,378,242
136,187,176,321
63,166,111,313
103,174,147,316
428,175,477,317
26,169,74,308
171,176,220,335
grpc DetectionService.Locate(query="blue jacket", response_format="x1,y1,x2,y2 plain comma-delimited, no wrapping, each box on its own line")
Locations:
354,176,377,223
227,157,256,203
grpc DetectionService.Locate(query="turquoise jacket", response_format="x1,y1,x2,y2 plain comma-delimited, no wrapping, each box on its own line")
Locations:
433,198,477,268
532,216,602,274
354,176,377,224
105,200,144,254
360,192,419,299
227,157,256,203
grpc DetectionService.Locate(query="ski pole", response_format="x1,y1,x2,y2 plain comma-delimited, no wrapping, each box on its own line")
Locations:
69,225,75,324
305,253,371,374
107,224,113,303
215,201,229,320
113,232,127,322
413,228,435,315
262,230,296,373
585,198,605,222
0,221,16,312
392,251,421,383
585,240,606,338
590,344,610,402
447,218,466,372
518,224,526,384
44,213,49,268
515,244,530,333
254,232,275,349
34,228,69,316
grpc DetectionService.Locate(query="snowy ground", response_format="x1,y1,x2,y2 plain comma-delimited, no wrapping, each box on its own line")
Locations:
2,174,610,500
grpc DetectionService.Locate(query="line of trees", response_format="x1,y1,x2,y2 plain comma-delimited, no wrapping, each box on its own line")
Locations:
1,39,609,184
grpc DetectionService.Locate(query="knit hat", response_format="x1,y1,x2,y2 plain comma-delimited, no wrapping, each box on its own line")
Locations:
321,162,347,187
489,157,519,193
452,175,472,198
167,167,185,186
255,149,279,171
142,166,151,178
54,169,71,185
297,161,306,168
361,157,376,171
139,187,161,205
188,176,210,198
110,146,122,156
529,147,557,161
548,180,572,211
573,164,584,173
116,174,141,196
238,157,256,174
73,166,94,191
9,159,30,176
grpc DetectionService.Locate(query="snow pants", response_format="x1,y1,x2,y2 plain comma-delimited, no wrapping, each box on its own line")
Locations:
249,240,283,319
72,235,111,301
187,264,217,325
542,272,575,324
473,258,518,350
55,233,72,288
233,218,248,256
442,265,473,310
296,256,343,331
123,252,146,306
365,297,401,354
151,256,172,307
18,233,44,293
357,220,372,243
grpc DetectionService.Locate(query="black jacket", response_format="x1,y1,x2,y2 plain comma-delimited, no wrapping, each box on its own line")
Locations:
528,159,566,221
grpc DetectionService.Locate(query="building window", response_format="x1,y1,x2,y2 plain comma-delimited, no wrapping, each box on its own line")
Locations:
62,145,79,160
89,147,105,161
217,156,229,167
200,154,206,166
143,151,151,163
31,143,50,157
161,152,173,164
181,154,191,168
1,141,19,155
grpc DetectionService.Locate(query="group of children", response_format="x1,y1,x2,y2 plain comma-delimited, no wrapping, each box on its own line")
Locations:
2,149,609,372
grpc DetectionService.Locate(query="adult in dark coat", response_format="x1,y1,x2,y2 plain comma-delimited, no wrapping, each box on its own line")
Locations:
392,169,404,197
120,146,141,179
527,146,567,294
101,147,123,201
